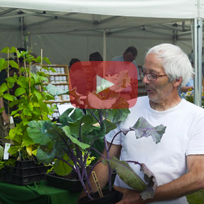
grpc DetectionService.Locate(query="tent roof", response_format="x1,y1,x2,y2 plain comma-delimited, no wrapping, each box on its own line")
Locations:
0,0,199,19
0,1,197,36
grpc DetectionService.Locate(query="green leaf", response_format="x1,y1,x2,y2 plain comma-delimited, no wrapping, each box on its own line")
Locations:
43,57,51,64
0,58,7,71
15,87,26,96
7,145,21,155
54,154,74,176
36,148,56,164
59,108,75,126
62,126,90,150
131,117,166,144
23,108,32,116
6,76,15,84
46,84,68,96
0,83,8,93
9,60,18,68
1,47,10,53
27,120,52,145
0,146,4,160
103,119,117,134
3,93,13,101
34,90,42,100
17,76,28,89
102,156,147,191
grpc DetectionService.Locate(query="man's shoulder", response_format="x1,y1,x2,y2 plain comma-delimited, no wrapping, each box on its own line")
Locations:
183,99,204,115
129,96,148,111
112,55,123,61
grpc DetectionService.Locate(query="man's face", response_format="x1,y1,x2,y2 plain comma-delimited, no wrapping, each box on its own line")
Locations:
123,52,136,62
142,54,174,103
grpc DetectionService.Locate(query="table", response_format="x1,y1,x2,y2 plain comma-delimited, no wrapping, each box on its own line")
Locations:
0,180,80,204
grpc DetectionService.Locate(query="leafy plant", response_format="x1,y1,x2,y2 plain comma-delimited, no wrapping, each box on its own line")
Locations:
26,70,166,201
0,46,56,160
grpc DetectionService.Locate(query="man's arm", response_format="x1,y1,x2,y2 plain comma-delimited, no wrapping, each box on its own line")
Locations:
78,142,121,199
114,154,204,204
180,86,194,93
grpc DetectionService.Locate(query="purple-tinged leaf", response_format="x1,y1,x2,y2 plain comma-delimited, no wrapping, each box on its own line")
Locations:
139,163,157,200
131,117,166,143
102,156,147,191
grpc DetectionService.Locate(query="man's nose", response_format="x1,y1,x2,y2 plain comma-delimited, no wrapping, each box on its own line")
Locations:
142,74,150,84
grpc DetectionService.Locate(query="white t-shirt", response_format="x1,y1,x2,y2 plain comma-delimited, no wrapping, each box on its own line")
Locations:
106,96,204,204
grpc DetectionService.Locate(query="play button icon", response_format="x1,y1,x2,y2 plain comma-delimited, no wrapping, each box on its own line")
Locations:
69,61,138,109
96,75,114,93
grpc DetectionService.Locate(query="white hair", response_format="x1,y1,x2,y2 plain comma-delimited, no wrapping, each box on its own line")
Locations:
146,43,194,88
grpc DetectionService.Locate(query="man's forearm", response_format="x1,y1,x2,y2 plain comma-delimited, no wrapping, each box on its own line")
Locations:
145,155,204,203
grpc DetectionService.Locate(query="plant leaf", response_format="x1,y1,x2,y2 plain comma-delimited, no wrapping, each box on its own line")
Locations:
9,60,18,68
54,154,74,176
62,126,90,150
102,156,147,191
46,84,68,96
3,93,13,101
139,163,158,200
0,83,8,93
36,148,56,164
130,117,166,144
27,120,52,145
15,87,26,96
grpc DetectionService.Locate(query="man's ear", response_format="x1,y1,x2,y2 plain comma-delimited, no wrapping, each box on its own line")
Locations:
174,77,182,88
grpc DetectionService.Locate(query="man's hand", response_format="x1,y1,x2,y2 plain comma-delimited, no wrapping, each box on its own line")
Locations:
114,185,145,204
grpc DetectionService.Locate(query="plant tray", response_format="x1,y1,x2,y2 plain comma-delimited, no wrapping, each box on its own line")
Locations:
4,162,49,185
46,172,85,192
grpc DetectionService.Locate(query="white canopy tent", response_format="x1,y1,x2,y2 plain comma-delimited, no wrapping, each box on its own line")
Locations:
0,0,203,105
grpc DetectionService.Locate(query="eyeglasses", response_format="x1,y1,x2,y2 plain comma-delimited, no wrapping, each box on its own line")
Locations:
141,69,167,81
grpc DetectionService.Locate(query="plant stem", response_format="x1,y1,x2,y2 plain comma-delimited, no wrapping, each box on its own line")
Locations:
107,130,123,152
88,109,100,123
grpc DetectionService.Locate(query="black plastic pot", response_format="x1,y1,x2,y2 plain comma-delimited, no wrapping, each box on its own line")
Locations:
78,189,123,204
46,171,85,192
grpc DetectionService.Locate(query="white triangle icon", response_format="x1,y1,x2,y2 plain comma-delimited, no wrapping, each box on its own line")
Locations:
96,75,114,93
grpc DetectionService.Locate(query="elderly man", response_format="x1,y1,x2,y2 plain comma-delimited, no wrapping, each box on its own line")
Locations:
79,43,204,204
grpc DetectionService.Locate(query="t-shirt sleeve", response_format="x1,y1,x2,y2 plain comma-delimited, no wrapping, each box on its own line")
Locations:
186,113,204,155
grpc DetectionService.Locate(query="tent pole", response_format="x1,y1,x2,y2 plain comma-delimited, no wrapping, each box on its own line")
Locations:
103,30,106,61
194,18,202,107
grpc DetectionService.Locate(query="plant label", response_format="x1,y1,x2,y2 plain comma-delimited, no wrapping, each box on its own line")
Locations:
4,143,10,160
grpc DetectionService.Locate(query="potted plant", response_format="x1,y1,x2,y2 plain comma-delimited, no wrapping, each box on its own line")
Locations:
26,70,166,203
0,47,57,184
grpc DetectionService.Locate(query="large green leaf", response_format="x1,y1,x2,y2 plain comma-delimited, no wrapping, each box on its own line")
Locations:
106,109,130,123
36,148,56,164
62,126,90,150
131,117,166,144
27,120,52,145
46,84,68,96
54,154,74,176
59,108,75,126
102,156,147,191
